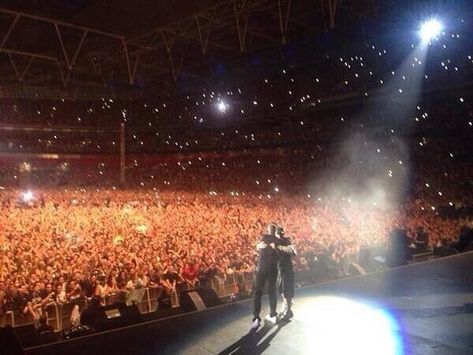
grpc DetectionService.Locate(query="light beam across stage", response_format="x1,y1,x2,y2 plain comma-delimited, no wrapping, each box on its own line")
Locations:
298,296,403,355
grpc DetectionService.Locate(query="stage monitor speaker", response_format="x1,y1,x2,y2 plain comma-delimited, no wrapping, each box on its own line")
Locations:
387,228,410,267
179,287,221,312
433,245,458,257
455,227,473,252
0,323,59,352
158,294,172,309
358,246,386,272
94,302,142,331
0,326,23,355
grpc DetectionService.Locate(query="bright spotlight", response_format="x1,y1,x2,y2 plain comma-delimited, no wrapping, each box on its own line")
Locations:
22,190,34,202
299,296,403,355
217,100,228,113
420,19,443,42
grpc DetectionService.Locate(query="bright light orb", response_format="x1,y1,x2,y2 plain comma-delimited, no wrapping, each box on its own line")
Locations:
22,190,34,202
217,101,228,113
299,296,403,355
420,19,443,43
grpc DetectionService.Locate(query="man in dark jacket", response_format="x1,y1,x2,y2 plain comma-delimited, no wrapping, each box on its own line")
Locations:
275,226,296,320
251,223,281,329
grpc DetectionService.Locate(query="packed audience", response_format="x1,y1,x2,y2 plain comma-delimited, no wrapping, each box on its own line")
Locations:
0,14,472,323
0,148,470,320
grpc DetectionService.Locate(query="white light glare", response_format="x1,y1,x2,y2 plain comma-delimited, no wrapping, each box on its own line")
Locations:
22,190,34,202
299,297,403,355
217,100,228,113
420,19,443,42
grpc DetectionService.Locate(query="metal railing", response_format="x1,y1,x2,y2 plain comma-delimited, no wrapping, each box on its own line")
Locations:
0,253,412,331
0,273,256,331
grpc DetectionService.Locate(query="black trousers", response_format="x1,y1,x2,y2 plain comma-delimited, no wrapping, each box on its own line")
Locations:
252,269,278,319
278,267,295,299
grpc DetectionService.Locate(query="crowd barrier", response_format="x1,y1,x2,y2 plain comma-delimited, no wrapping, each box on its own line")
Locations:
0,250,433,331
0,287,163,331
0,271,271,331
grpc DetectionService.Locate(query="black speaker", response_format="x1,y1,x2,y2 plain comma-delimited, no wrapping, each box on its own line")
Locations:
158,294,172,309
455,227,473,252
0,326,23,355
433,244,458,257
386,228,410,267
358,245,386,272
179,287,221,312
94,303,142,331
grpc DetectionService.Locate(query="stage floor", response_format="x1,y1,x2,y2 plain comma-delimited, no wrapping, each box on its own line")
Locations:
24,252,473,355
161,252,473,355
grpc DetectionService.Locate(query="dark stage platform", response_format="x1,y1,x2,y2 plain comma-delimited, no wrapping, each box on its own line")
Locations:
18,252,473,355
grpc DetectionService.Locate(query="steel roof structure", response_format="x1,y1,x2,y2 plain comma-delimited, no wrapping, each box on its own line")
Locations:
0,0,382,99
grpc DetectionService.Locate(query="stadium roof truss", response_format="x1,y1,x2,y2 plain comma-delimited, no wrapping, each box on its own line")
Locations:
0,0,379,98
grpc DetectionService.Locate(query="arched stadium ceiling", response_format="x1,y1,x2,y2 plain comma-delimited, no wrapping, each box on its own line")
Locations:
1,0,217,36
0,0,384,99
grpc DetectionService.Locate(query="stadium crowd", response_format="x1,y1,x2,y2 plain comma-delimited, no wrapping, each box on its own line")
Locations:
0,14,472,323
0,150,469,320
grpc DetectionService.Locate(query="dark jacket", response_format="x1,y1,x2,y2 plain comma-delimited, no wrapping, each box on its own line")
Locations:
277,236,294,272
256,234,281,273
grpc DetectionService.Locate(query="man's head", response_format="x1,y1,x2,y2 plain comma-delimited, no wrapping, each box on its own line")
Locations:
33,282,41,293
19,285,29,294
267,223,277,236
275,226,285,239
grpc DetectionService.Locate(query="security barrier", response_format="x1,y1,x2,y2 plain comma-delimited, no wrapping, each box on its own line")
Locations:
0,261,386,331
0,274,251,330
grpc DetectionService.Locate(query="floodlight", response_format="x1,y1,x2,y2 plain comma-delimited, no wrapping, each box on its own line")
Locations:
217,100,228,113
420,19,443,42
22,190,34,202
